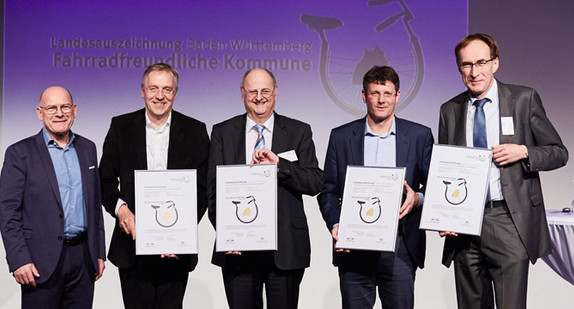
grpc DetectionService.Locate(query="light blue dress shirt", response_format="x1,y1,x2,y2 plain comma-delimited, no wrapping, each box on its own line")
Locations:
43,129,86,237
364,117,397,168
363,117,424,206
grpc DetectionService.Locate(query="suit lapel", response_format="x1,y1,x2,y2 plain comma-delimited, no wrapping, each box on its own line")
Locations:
451,95,468,146
74,137,91,214
395,118,410,167
34,131,63,208
232,114,247,164
497,81,515,144
167,111,182,169
133,110,148,169
271,113,288,155
350,118,365,166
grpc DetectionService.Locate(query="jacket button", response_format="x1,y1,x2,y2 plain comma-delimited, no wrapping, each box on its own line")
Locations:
59,214,64,218
58,236,63,241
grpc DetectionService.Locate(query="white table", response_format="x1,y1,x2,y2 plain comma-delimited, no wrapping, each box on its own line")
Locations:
543,209,574,285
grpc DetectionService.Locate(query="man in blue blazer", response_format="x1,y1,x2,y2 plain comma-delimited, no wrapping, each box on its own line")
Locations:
0,86,106,308
318,66,433,309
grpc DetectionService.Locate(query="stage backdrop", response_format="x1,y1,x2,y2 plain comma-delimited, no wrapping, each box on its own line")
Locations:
1,1,573,308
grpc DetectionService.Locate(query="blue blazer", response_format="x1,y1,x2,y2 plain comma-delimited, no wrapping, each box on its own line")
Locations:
0,130,105,284
318,117,433,269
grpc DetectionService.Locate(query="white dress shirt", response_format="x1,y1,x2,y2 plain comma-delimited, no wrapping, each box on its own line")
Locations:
465,80,503,201
115,112,172,215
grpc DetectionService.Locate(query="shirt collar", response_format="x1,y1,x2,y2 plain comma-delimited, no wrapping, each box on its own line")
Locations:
43,128,75,148
364,116,396,138
246,113,274,133
145,111,172,131
468,79,498,105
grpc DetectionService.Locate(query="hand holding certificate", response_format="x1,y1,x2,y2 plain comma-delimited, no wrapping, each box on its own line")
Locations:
216,164,277,252
419,145,492,236
335,166,405,252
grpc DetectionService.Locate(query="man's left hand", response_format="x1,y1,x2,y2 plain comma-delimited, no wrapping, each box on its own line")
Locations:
160,254,179,259
251,149,279,165
399,181,419,219
492,144,528,166
95,259,105,281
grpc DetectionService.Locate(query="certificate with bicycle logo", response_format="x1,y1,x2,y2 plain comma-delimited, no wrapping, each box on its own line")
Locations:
419,145,492,236
134,170,198,255
216,164,277,252
336,166,405,252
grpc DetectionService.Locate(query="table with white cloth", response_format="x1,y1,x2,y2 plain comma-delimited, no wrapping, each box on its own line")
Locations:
543,209,574,285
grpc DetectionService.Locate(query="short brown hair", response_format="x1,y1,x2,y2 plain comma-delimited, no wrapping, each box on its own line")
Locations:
455,33,500,66
362,66,400,92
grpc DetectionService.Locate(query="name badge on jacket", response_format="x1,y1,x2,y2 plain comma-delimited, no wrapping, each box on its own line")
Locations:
501,117,514,135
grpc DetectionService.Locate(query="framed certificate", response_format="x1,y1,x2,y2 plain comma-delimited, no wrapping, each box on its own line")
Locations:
336,166,406,252
216,164,277,252
134,169,198,255
419,144,492,236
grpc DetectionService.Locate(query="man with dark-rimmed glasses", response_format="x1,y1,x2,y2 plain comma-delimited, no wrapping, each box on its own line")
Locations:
439,33,568,309
0,86,106,308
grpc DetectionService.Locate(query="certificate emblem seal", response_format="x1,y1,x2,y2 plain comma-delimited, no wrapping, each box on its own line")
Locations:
233,195,259,224
443,178,468,205
151,200,179,227
357,197,382,224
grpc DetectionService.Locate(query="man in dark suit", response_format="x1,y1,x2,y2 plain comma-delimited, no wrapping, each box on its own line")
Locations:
318,66,433,309
207,68,323,309
0,86,106,308
439,33,568,309
99,63,209,309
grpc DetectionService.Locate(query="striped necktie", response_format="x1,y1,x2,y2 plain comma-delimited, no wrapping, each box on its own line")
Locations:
253,125,265,150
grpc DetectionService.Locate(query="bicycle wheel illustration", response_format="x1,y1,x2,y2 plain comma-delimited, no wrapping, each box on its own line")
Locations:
301,0,424,116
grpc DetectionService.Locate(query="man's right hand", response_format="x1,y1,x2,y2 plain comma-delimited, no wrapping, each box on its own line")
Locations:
118,204,136,240
331,225,350,253
13,263,39,287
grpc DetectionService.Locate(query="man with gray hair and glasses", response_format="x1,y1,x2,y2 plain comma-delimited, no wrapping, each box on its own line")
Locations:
100,63,210,308
207,68,323,309
439,33,568,309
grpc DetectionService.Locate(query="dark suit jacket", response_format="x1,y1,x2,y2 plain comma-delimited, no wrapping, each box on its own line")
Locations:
439,81,568,266
100,108,209,271
207,113,323,270
317,117,433,270
0,130,105,284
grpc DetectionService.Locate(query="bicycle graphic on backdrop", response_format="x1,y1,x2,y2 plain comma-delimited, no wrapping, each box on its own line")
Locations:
302,0,424,116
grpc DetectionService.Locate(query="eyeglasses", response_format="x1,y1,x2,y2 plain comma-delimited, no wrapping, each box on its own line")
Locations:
367,91,396,99
39,104,74,115
145,86,176,95
459,58,495,72
242,88,274,99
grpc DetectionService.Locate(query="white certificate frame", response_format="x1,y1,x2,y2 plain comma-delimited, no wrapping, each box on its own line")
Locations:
134,169,198,255
419,144,492,236
336,166,406,252
216,164,277,252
